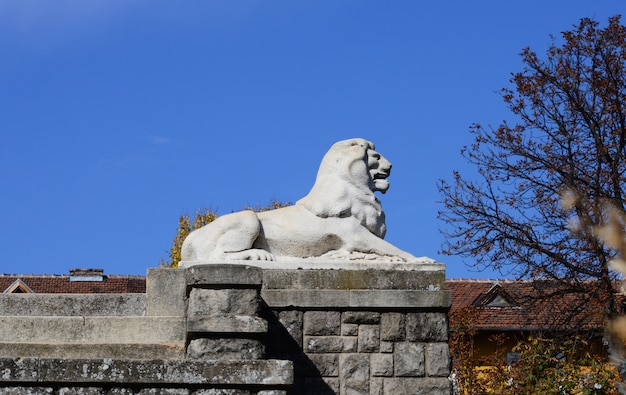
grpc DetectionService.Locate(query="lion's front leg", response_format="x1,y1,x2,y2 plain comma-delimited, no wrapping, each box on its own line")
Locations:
343,226,418,263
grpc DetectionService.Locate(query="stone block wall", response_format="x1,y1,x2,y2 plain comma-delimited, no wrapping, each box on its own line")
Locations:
0,262,451,395
260,264,452,394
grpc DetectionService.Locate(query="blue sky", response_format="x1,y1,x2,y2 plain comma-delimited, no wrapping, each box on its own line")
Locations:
1,1,622,278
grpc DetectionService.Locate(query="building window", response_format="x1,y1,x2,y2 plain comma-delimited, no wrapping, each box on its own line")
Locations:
473,283,519,309
3,279,34,294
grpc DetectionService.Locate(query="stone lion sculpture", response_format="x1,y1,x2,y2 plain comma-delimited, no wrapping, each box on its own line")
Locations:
180,138,418,264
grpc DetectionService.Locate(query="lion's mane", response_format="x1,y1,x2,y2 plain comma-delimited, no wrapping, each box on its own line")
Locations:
296,138,386,238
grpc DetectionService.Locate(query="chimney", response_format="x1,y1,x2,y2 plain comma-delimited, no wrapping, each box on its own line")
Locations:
69,268,105,282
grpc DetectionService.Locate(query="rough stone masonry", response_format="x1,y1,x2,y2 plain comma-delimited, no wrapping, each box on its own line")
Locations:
0,262,451,394
260,261,452,394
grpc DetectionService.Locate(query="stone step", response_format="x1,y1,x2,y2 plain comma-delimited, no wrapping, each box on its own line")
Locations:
0,357,293,386
0,316,184,344
0,294,146,316
0,342,185,360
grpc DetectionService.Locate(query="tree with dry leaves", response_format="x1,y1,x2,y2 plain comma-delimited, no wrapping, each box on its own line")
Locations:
439,15,626,318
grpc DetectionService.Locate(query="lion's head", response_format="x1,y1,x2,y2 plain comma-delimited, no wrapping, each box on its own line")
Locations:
296,138,391,238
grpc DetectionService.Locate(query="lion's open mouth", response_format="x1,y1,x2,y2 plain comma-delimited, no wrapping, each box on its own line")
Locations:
372,170,390,180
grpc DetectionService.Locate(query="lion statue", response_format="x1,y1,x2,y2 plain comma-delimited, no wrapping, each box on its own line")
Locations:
180,138,418,264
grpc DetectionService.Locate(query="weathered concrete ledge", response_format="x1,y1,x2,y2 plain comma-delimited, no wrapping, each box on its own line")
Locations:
179,261,446,288
0,357,293,386
0,316,185,344
261,264,445,290
185,264,264,286
262,289,451,308
259,264,449,309
0,343,185,360
180,259,440,273
0,294,145,316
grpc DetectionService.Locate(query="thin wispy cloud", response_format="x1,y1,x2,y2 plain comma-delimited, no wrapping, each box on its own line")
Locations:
149,136,170,145
0,1,268,43
0,0,135,49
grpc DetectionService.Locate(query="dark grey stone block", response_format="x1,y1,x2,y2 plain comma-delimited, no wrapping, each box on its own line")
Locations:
406,313,449,342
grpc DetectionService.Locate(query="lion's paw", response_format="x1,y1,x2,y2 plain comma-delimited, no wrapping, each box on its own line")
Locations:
356,252,406,262
319,249,353,260
320,249,407,262
225,249,275,261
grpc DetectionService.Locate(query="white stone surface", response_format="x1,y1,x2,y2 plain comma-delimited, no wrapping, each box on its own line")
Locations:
180,259,439,271
180,138,424,266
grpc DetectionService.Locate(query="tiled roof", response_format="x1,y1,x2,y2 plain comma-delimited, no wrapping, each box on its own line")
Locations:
446,279,612,332
0,273,146,294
